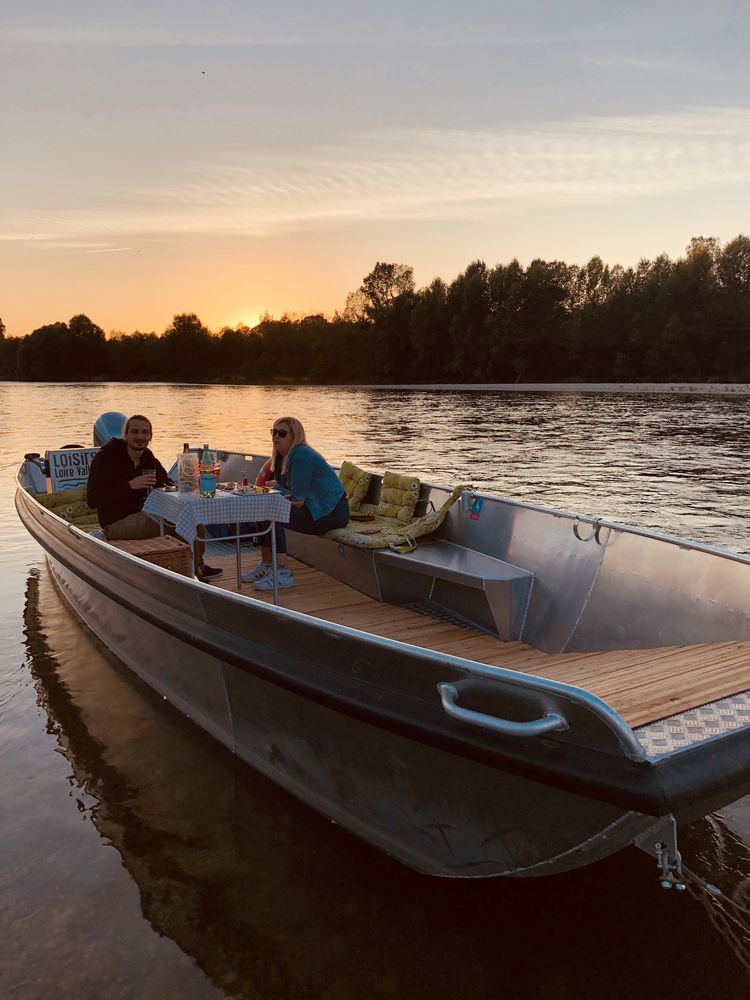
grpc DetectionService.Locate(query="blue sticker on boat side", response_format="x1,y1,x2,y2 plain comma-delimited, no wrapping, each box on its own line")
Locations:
470,497,483,521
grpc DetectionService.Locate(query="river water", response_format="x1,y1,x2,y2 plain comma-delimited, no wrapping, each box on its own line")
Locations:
1,382,749,999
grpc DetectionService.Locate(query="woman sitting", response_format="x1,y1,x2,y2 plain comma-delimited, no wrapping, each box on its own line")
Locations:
244,417,349,590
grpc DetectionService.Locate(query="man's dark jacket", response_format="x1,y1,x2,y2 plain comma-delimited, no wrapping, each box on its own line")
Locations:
87,438,170,529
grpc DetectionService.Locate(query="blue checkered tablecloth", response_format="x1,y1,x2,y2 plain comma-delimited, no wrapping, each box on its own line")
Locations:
143,489,290,545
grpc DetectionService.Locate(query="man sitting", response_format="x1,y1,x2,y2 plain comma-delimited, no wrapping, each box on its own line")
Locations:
87,413,221,581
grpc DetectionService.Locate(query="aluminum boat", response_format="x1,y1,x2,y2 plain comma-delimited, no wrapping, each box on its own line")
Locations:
15,415,750,880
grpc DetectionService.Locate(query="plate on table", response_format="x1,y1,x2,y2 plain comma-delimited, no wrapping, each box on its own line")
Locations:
217,481,237,491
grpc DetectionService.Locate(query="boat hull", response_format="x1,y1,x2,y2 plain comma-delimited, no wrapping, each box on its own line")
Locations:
17,476,750,877
48,553,653,876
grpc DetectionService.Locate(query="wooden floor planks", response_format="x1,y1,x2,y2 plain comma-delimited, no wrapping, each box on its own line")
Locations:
207,553,750,728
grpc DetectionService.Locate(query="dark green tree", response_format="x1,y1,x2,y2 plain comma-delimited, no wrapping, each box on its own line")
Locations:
16,321,74,380
408,278,450,381
0,318,17,378
358,262,414,322
718,235,750,294
512,259,575,380
108,330,160,380
67,314,107,378
445,261,491,380
160,313,215,381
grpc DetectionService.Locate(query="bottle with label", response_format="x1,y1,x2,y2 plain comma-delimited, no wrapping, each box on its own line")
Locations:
178,443,198,494
241,466,248,489
199,444,216,498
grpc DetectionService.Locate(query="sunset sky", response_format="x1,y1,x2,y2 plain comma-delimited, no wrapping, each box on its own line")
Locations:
2,2,749,338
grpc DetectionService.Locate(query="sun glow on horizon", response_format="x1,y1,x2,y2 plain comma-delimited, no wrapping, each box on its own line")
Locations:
223,309,265,331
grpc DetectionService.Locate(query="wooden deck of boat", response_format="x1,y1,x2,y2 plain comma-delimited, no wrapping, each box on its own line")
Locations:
208,553,750,729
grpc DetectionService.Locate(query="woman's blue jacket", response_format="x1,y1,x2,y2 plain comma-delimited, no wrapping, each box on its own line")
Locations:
282,444,345,521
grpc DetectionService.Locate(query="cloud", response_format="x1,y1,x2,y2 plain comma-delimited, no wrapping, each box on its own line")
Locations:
19,240,136,252
0,24,307,48
4,107,750,244
583,53,724,81
0,11,612,51
83,247,135,254
1,4,744,53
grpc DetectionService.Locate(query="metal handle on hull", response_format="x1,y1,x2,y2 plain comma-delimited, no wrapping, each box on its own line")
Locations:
438,682,568,737
573,517,603,542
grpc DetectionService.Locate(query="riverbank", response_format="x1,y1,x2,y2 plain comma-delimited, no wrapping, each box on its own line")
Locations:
355,382,750,395
5,379,750,396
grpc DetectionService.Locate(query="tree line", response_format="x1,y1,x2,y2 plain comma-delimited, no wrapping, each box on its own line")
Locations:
2,235,749,384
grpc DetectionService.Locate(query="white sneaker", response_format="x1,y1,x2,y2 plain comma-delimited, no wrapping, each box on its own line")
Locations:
241,561,272,582
253,568,295,591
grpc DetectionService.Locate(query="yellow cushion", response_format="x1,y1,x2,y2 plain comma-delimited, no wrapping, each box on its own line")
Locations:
376,471,421,523
327,484,470,549
339,461,373,513
35,483,86,506
35,484,100,529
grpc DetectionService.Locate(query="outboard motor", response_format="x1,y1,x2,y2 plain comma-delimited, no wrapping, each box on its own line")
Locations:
94,411,126,447
23,452,49,492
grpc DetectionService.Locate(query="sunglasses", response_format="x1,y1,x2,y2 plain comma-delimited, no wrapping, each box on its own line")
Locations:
270,428,289,439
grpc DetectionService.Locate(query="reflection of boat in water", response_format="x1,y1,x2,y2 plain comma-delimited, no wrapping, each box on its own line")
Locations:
23,566,394,997
15,414,750,881
23,567,750,995
680,804,750,972
24,571,747,1000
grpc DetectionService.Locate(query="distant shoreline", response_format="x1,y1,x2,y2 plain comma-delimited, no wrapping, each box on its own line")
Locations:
4,379,750,396
335,382,750,395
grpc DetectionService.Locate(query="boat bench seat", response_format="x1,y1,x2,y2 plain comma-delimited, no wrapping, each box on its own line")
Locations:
374,541,534,640
289,471,534,639
375,541,532,589
288,528,534,641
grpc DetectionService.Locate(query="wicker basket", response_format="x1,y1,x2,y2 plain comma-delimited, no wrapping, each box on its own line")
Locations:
109,536,193,577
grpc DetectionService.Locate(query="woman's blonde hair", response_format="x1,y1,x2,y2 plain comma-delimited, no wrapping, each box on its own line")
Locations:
272,417,307,476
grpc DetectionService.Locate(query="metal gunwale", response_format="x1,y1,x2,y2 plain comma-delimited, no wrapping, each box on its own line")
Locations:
469,490,750,566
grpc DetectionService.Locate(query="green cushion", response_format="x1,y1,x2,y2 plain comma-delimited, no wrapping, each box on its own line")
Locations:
339,461,373,513
376,471,420,523
35,484,100,528
327,484,470,550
